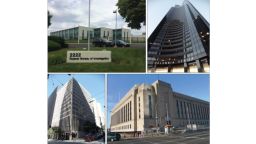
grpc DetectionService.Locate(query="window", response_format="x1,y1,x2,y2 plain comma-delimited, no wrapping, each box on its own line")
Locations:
130,101,132,121
176,100,180,118
149,95,152,118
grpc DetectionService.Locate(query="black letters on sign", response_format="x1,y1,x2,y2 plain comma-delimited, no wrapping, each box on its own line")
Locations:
70,53,81,57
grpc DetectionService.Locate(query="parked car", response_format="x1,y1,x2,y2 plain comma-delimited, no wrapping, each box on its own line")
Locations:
112,40,130,47
107,132,121,141
92,38,113,47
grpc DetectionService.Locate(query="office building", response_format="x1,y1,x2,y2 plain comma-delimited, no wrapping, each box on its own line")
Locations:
94,27,113,40
113,28,131,42
148,0,210,72
110,80,209,138
48,78,104,139
50,26,94,40
50,26,132,42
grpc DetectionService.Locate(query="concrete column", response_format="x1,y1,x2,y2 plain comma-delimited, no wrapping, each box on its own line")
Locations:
196,59,203,72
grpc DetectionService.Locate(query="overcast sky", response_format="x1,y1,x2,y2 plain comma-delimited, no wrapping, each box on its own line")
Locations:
48,0,145,35
148,0,210,37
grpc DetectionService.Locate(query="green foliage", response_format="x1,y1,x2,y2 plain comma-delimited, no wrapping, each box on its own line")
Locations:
82,121,100,133
48,11,52,27
48,36,67,48
48,48,145,72
48,40,61,52
48,54,66,65
117,0,145,29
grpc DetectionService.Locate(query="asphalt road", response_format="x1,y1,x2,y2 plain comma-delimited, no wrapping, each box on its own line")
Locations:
67,43,145,49
108,130,209,144
48,139,104,144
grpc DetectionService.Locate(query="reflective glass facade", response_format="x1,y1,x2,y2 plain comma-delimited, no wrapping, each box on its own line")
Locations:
148,0,209,72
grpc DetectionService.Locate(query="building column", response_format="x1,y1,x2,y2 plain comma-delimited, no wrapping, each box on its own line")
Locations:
196,59,203,72
184,62,188,72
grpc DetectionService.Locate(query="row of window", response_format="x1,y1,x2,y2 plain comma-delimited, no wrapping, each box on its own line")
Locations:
112,124,132,131
111,100,132,126
176,99,209,120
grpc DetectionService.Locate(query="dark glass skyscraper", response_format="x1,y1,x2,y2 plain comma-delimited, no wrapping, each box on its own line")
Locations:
148,0,209,72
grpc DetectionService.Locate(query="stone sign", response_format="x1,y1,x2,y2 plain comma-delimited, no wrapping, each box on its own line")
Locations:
67,51,111,63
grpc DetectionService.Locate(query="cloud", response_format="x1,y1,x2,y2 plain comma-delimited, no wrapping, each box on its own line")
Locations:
48,0,145,35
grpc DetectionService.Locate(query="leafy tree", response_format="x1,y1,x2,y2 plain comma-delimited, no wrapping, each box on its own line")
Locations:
48,11,52,27
117,0,145,29
82,121,100,134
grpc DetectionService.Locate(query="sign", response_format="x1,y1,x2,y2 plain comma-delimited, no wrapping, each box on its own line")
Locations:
67,51,111,63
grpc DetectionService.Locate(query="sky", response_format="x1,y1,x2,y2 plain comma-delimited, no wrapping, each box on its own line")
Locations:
47,74,105,117
107,74,209,128
148,0,210,36
48,0,145,35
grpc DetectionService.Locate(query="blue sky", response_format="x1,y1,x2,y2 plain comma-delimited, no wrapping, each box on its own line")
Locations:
107,74,209,128
148,0,210,36
48,74,105,114
48,0,145,35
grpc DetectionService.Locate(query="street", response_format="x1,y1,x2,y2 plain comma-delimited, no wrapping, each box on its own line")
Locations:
48,139,104,144
108,130,209,144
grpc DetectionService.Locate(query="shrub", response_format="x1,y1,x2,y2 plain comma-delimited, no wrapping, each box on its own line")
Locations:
48,55,66,65
48,40,61,51
48,36,67,48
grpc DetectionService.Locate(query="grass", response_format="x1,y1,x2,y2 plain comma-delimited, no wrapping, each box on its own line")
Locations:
48,47,145,72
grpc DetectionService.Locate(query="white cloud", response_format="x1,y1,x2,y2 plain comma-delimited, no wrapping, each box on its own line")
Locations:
48,0,145,35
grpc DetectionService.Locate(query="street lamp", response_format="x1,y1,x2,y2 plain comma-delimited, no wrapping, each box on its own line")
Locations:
155,103,159,134
113,9,117,47
78,25,80,45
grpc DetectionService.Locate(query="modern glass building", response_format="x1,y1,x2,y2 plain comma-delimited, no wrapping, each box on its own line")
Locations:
148,0,209,73
50,26,132,42
50,26,94,40
113,28,132,43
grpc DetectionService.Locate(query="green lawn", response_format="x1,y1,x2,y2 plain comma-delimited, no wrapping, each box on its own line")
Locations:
48,47,145,72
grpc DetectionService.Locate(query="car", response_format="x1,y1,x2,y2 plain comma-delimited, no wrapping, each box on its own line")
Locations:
92,38,113,47
112,40,130,47
107,132,121,141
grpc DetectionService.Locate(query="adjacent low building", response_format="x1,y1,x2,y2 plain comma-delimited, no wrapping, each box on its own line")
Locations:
110,80,209,138
50,26,94,40
94,27,113,40
48,78,104,139
50,26,132,42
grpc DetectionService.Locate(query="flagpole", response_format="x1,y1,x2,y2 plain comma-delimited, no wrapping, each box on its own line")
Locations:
88,0,91,51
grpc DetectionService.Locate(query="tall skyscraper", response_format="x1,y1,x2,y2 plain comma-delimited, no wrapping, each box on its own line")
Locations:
148,0,209,72
48,78,104,139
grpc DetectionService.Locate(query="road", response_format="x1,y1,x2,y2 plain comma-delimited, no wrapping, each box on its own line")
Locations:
67,43,145,49
109,130,209,144
48,139,104,144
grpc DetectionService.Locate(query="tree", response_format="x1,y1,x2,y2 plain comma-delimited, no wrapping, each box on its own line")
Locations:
117,0,145,29
82,121,100,134
48,11,52,27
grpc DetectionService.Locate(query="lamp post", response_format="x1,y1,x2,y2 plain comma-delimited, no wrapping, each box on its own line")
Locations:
113,9,117,47
78,25,79,45
155,103,158,134
88,0,91,51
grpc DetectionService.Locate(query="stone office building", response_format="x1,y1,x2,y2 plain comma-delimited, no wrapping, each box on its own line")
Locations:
48,78,103,139
110,80,209,138
148,0,210,72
